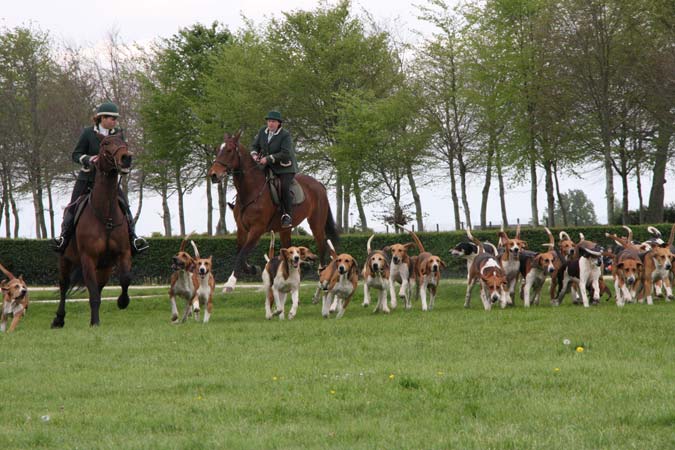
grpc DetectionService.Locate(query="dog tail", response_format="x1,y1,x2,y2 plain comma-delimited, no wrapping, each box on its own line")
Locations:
559,231,571,242
179,232,194,253
397,224,425,253
543,227,555,248
190,240,201,259
515,223,522,240
324,204,340,247
622,225,634,242
647,226,662,239
0,262,16,280
366,234,374,255
266,231,275,262
466,227,484,254
326,239,338,260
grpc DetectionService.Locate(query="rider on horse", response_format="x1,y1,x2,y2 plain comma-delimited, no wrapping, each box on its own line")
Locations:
250,110,298,229
53,101,148,254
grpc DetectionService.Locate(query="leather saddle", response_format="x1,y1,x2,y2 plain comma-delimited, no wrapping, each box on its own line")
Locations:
267,173,305,206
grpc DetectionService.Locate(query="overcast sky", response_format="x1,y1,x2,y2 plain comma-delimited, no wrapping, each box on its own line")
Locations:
4,0,668,237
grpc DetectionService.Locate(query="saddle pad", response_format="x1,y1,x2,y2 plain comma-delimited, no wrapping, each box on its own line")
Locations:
73,194,91,226
269,179,305,206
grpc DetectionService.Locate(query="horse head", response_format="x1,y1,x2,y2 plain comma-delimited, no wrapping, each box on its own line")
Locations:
96,134,132,175
208,130,245,183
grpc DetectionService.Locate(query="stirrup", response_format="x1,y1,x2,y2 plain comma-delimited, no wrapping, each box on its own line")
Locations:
133,236,149,253
281,214,292,229
52,236,67,253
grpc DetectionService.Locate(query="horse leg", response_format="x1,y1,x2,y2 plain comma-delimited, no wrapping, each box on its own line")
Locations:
80,255,101,326
51,257,72,329
307,212,327,266
223,228,264,293
117,253,132,310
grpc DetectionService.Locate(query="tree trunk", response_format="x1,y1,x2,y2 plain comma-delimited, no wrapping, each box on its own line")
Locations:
406,163,424,232
496,151,508,227
529,155,539,227
544,160,555,227
603,148,615,225
335,171,343,231
2,170,9,238
636,165,644,224
216,177,228,235
457,155,471,229
353,177,368,231
480,143,494,228
10,186,19,238
448,158,461,230
176,169,185,236
342,178,351,231
206,176,213,236
46,181,55,238
32,188,42,239
553,164,568,227
646,122,671,223
161,182,172,237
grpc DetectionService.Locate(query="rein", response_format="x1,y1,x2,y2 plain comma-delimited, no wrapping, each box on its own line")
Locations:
216,141,268,213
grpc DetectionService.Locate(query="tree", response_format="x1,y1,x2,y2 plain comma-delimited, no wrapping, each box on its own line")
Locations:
544,189,599,226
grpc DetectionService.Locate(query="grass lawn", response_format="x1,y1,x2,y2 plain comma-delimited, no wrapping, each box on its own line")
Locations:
1,280,674,449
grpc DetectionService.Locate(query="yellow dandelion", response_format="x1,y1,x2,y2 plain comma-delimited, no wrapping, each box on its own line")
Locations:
197,395,203,400
554,368,560,372
576,346,584,353
389,374,395,380
437,371,444,376
272,376,278,381
330,390,336,395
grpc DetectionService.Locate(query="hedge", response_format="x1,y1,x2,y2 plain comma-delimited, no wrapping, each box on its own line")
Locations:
0,224,672,285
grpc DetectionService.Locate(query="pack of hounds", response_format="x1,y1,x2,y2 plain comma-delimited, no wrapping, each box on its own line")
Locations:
1,224,674,331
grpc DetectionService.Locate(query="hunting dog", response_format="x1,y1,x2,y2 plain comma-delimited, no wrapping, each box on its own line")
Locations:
0,263,29,333
549,231,576,302
169,235,200,323
262,232,317,320
404,228,445,311
464,229,509,310
189,241,216,323
361,234,391,313
383,237,415,310
317,240,358,319
519,227,558,307
554,234,604,308
450,239,498,281
605,228,643,307
498,224,528,305
640,223,675,305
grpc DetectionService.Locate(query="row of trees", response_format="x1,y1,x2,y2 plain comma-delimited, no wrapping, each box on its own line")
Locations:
1,0,673,238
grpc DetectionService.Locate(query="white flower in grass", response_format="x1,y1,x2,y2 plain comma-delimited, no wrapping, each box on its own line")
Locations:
563,339,571,346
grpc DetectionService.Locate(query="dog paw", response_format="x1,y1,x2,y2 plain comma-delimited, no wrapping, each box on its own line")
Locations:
362,302,370,307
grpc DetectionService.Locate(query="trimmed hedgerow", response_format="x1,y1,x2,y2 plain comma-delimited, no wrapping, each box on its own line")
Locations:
0,223,671,285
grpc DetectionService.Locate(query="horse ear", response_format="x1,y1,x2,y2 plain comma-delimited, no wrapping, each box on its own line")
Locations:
96,132,106,142
223,132,230,141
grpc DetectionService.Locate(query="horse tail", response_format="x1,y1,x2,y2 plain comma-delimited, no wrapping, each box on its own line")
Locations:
325,204,339,246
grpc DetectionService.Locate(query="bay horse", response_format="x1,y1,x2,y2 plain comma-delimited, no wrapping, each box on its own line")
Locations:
51,134,134,327
207,130,338,292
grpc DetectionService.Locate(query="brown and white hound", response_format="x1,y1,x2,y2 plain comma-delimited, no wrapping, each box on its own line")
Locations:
169,235,200,323
262,231,317,320
519,227,558,307
317,240,359,319
0,263,29,333
640,223,675,305
465,229,509,310
403,228,445,311
605,228,643,307
555,234,604,308
189,241,216,323
498,224,528,305
383,237,416,310
361,235,391,314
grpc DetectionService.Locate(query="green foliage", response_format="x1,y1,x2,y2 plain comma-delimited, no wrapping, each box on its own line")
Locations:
543,189,599,226
3,285,675,448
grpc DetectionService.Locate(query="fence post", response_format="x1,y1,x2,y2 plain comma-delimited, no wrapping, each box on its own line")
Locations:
436,224,439,232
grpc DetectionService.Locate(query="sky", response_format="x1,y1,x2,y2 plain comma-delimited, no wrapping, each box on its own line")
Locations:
3,0,671,238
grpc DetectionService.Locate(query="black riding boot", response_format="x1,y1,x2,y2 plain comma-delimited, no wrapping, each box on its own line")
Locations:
280,174,294,229
118,196,148,255
53,207,75,253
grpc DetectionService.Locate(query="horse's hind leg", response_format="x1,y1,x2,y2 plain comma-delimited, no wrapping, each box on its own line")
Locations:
51,258,72,329
307,210,327,266
117,254,132,310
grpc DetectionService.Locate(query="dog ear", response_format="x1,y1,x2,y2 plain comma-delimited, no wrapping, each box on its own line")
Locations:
404,242,415,250
521,241,528,249
300,247,317,261
349,258,359,279
280,248,288,259
440,259,447,268
382,245,390,253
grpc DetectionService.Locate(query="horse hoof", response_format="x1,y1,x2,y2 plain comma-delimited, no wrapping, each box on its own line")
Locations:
90,321,100,327
50,318,65,329
117,294,130,309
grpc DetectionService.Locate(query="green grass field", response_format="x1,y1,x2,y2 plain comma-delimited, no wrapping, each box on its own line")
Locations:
2,280,674,449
